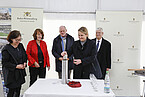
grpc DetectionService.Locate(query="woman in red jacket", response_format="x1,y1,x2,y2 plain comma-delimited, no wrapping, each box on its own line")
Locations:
26,29,50,86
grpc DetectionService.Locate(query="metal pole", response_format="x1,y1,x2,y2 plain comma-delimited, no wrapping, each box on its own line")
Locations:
62,55,68,84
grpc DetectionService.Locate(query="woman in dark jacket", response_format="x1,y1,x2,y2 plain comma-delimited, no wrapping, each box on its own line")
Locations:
2,30,27,97
61,27,102,79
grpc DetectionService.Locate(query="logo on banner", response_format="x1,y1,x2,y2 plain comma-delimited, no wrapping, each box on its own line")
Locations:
99,17,110,23
128,18,140,23
17,11,37,22
113,32,124,37
24,12,31,17
128,45,138,51
113,58,124,64
112,85,123,91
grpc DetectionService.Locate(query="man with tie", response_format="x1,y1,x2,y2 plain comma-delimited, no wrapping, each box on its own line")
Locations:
92,27,111,79
52,26,74,79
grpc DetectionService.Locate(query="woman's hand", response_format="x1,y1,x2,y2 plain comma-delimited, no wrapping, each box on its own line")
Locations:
24,62,27,68
61,51,67,57
47,66,50,71
73,59,82,65
16,64,24,69
34,62,40,68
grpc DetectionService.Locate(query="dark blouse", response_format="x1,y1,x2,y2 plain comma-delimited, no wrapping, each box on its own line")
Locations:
37,43,44,67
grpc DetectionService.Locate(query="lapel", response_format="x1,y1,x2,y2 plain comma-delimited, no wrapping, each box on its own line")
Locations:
66,35,68,51
58,35,63,52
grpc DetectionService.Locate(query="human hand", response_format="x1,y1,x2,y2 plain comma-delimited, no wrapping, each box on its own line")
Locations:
73,59,82,65
61,51,67,57
16,64,24,69
59,57,63,61
47,66,50,71
24,62,27,68
34,62,40,68
106,68,110,71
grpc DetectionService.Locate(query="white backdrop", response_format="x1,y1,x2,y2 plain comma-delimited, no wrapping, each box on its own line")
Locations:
96,11,143,96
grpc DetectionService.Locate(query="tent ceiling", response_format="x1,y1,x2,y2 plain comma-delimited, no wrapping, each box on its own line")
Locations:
0,0,145,13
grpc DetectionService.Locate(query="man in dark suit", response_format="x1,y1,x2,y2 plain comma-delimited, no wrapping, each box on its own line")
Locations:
52,26,74,79
92,27,111,79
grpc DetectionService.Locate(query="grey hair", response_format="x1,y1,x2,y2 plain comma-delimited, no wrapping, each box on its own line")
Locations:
96,27,103,32
59,26,67,30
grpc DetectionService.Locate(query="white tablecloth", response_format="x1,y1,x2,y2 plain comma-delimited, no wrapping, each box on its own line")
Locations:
23,79,115,97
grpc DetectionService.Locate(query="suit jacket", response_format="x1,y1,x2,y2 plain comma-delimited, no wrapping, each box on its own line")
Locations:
52,34,74,72
2,43,27,88
67,38,102,79
26,40,50,67
92,38,111,79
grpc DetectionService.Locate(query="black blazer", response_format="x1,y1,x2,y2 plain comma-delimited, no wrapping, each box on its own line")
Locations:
67,38,102,79
92,38,111,79
2,43,27,88
52,34,74,72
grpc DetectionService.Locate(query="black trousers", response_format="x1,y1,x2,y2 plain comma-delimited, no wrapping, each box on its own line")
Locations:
29,66,46,86
7,86,21,97
58,70,71,79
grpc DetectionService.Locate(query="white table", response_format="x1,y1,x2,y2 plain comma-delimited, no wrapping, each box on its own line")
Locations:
23,79,115,97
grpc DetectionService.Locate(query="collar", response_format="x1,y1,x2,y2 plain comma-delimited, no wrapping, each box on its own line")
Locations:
96,38,102,43
60,34,67,39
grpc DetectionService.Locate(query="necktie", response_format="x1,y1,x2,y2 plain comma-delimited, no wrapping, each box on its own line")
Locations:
96,40,100,52
61,37,66,51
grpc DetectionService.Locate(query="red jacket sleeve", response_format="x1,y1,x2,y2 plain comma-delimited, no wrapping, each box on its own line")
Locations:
44,41,50,67
26,41,36,66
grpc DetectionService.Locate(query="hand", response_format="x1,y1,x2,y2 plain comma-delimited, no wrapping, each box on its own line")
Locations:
61,51,67,57
47,66,50,71
59,57,63,61
73,59,82,65
106,68,110,71
24,63,27,68
34,62,40,68
16,64,24,69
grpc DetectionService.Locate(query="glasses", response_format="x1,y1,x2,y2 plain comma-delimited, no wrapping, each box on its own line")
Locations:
14,38,23,42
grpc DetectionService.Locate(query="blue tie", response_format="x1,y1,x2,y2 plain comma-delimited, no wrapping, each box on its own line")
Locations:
61,37,65,51
96,40,100,52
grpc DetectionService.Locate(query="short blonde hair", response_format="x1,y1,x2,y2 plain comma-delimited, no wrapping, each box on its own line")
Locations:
78,27,88,36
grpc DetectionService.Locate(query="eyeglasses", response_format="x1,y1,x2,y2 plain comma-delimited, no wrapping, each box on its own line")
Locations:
14,38,23,42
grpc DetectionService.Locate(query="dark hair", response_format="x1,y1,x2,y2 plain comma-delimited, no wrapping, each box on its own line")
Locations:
7,30,21,43
33,29,44,40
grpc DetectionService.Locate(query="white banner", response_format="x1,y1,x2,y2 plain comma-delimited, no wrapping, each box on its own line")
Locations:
11,8,43,48
96,11,143,96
